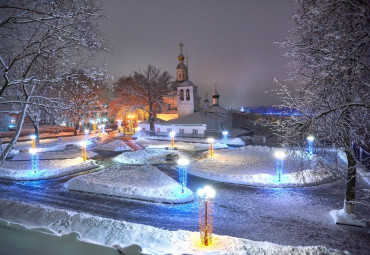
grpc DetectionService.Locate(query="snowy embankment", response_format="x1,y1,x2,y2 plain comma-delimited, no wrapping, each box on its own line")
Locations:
0,159,98,181
65,165,194,203
189,146,337,187
94,139,131,152
0,220,119,255
0,199,346,255
114,148,180,165
12,147,97,160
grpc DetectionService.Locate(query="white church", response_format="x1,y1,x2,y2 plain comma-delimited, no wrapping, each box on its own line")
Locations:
139,43,232,138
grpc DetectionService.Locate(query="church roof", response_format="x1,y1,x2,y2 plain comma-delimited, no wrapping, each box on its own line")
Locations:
206,105,227,114
178,79,196,87
165,110,225,125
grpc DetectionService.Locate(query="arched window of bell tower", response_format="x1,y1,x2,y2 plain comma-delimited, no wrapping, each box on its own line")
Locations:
186,89,190,101
180,89,184,101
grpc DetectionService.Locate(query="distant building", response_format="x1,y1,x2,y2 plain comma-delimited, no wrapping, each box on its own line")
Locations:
139,43,232,138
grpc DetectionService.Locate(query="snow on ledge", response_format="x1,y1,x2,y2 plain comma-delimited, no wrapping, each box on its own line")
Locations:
64,165,194,204
0,199,345,255
0,158,98,181
114,149,180,165
329,209,367,227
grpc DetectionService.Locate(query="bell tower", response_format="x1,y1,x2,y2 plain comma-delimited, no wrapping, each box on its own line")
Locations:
176,42,188,82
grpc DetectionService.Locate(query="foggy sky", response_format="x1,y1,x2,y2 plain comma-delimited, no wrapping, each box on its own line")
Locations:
96,0,296,108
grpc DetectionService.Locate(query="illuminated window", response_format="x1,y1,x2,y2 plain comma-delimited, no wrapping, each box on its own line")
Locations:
186,89,190,101
180,89,184,101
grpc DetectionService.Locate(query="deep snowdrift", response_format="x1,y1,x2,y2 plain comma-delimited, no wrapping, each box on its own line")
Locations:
0,159,98,181
64,165,194,203
188,146,336,187
0,199,345,255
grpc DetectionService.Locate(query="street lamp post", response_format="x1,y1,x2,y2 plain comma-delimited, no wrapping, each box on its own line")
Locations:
84,129,89,144
80,141,87,161
117,119,122,132
197,186,216,246
207,138,214,157
170,131,176,148
177,158,189,194
137,126,142,139
30,135,36,149
274,150,286,182
307,135,315,155
29,148,38,174
222,130,228,144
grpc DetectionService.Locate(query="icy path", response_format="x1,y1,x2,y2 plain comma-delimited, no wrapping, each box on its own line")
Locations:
0,163,368,254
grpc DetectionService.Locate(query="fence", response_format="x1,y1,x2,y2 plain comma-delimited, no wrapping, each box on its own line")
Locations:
353,144,370,170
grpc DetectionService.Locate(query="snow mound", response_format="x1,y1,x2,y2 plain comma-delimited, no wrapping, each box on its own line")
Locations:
330,209,367,227
0,159,98,181
12,148,97,161
0,199,345,255
188,146,336,187
114,149,179,165
94,140,131,152
226,138,245,146
64,165,194,203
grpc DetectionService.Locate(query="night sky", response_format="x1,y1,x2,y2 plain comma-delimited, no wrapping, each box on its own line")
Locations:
96,0,296,108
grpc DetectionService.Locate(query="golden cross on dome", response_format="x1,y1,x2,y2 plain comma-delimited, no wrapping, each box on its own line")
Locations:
179,42,184,54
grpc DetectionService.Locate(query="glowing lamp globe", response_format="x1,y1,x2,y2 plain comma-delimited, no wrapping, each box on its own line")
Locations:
204,186,216,199
177,158,190,167
137,127,142,131
169,131,176,138
84,129,89,134
222,131,228,136
307,135,315,142
79,141,87,147
197,188,205,197
274,151,286,160
29,148,38,154
30,135,36,140
207,138,214,144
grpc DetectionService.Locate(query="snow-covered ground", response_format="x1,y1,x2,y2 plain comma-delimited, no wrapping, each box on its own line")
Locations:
0,159,98,181
188,146,337,187
93,139,131,152
330,209,367,227
0,199,345,255
65,164,194,203
136,137,228,151
114,148,181,165
0,220,119,255
12,147,97,160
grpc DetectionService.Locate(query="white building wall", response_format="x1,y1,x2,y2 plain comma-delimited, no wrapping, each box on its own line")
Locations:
177,86,194,117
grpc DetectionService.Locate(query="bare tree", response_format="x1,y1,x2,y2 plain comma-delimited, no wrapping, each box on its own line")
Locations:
0,0,107,164
276,0,369,214
114,65,175,134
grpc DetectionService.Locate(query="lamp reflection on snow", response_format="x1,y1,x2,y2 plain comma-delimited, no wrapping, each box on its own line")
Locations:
274,150,286,182
197,186,215,246
29,148,38,174
137,126,142,139
207,138,214,157
307,135,315,155
170,131,176,148
177,158,189,194
80,141,87,161
84,129,89,144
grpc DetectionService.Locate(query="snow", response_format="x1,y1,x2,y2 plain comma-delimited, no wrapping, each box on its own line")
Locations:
114,149,180,165
329,209,367,227
188,146,337,187
0,220,119,255
12,147,97,161
64,164,194,203
0,159,98,181
136,137,228,151
93,140,131,152
0,199,345,255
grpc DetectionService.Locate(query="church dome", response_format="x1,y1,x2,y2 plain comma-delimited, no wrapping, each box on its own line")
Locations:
212,89,220,98
177,62,187,69
178,53,185,61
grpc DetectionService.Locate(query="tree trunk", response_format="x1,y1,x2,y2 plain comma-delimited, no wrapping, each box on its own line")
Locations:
74,122,79,136
149,103,154,135
33,123,40,144
344,148,356,214
0,103,29,165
